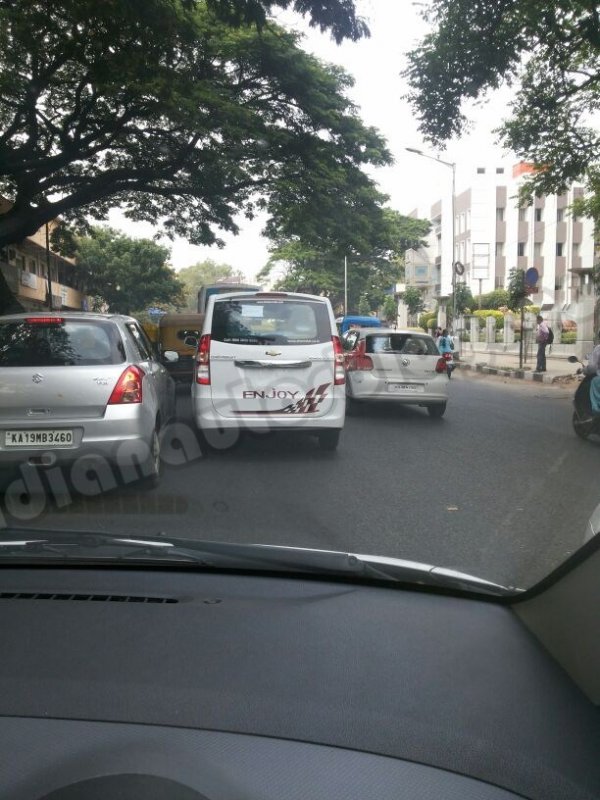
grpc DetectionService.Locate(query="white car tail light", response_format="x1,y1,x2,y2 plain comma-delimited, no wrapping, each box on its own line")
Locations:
332,335,346,385
108,366,144,404
196,334,211,385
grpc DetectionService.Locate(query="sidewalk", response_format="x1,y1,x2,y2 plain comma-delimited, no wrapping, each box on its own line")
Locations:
453,347,575,384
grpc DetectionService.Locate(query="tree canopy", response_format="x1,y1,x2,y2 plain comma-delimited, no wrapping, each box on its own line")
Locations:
405,0,600,211
259,209,430,312
177,258,246,310
0,0,386,251
76,227,185,314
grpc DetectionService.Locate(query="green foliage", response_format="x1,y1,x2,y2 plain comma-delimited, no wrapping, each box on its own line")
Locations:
561,331,577,344
357,295,371,315
402,286,425,317
261,210,430,311
419,311,437,331
382,295,397,323
476,289,510,310
472,309,504,330
405,0,600,220
76,227,185,314
177,259,245,312
507,268,529,311
449,283,474,318
0,0,385,252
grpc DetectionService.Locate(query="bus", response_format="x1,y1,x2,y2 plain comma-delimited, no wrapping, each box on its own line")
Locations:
197,283,261,313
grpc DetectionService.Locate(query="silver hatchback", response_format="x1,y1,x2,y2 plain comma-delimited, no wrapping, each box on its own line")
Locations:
0,312,177,487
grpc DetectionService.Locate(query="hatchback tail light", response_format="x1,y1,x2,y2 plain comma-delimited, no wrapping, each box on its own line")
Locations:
332,335,346,385
347,340,373,372
435,357,448,373
196,334,211,385
108,366,144,404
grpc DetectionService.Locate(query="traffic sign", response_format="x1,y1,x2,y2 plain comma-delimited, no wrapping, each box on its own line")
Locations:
147,307,167,323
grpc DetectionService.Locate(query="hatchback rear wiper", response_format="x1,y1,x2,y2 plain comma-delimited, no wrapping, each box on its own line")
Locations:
0,531,518,596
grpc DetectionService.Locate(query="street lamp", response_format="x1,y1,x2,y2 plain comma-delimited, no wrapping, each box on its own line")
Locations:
405,147,457,329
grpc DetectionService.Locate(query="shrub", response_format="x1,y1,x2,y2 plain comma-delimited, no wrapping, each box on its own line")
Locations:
561,331,577,344
472,309,505,330
419,312,437,332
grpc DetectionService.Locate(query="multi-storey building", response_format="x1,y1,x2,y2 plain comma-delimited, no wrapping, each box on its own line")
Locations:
0,212,89,312
406,162,595,315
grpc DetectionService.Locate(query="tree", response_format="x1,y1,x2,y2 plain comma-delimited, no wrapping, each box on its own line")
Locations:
177,259,245,311
405,0,600,215
76,227,184,314
357,295,370,315
260,210,430,311
477,288,510,311
0,0,385,252
401,286,424,321
448,283,474,318
382,295,397,324
506,268,528,312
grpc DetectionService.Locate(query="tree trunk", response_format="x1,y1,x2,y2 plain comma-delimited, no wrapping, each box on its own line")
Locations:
0,268,24,314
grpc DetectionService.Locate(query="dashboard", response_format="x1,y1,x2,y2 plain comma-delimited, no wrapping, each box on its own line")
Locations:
0,565,598,800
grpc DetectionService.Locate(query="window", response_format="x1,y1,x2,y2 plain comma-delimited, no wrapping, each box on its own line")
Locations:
212,299,331,345
534,243,542,259
126,322,153,360
535,208,542,222
517,242,526,257
557,208,564,222
496,167,504,174
476,167,486,174
0,320,124,367
495,276,504,289
495,242,504,257
573,243,580,257
365,334,438,356
518,207,527,222
496,207,505,221
556,242,564,257
555,275,564,291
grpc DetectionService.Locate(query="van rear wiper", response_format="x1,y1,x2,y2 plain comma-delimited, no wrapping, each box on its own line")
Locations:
0,531,518,596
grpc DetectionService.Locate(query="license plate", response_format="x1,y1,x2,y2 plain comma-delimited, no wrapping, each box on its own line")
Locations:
5,429,74,447
387,383,425,393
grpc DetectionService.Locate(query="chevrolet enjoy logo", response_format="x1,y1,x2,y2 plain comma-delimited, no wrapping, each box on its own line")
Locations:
243,389,300,400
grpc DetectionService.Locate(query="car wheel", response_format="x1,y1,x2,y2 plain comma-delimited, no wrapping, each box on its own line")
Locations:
318,430,341,451
140,426,161,488
345,395,361,415
427,403,447,419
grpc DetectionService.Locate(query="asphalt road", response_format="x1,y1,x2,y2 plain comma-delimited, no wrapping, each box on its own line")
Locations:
2,371,599,589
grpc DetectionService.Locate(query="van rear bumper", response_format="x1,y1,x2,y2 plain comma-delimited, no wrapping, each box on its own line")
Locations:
192,396,346,431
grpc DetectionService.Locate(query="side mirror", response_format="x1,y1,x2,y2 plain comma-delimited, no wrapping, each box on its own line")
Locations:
163,350,179,363
184,336,198,348
568,355,579,363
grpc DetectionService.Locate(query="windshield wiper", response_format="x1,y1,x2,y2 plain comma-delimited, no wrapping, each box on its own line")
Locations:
0,531,518,596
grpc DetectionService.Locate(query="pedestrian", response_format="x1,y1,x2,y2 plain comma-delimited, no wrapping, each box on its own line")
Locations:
438,328,454,378
434,326,442,345
535,315,550,372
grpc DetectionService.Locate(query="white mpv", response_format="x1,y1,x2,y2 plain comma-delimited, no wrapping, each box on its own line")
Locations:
191,292,346,450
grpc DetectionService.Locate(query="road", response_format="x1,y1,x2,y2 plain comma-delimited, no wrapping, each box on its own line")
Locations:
2,371,599,590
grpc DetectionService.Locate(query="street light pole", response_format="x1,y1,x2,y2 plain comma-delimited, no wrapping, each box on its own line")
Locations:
405,147,457,330
344,255,348,315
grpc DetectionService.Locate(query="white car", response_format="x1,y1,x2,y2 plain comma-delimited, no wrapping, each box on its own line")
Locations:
343,327,449,417
190,291,346,450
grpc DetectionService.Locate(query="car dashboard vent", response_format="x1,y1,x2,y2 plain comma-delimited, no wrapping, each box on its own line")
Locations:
0,592,178,603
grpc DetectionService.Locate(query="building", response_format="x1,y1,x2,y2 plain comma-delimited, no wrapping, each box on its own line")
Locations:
406,162,595,317
0,215,89,313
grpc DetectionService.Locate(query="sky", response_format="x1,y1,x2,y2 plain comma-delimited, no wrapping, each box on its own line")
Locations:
110,0,514,280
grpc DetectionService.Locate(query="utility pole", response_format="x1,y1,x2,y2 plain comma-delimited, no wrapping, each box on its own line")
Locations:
45,223,53,311
344,255,348,315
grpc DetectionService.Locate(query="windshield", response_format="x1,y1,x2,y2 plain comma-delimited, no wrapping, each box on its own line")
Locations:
0,0,598,597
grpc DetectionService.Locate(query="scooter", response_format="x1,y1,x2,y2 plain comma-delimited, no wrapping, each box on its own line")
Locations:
442,351,454,379
568,354,600,439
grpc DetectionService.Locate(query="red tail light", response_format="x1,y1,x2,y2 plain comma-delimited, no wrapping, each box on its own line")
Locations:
196,334,211,385
332,335,346,385
435,357,448,373
26,317,64,324
108,366,144,404
347,339,373,372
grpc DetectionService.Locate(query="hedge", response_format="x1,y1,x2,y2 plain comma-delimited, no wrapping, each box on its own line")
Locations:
561,331,577,344
472,310,505,330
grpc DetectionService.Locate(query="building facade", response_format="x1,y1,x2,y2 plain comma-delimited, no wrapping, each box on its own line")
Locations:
0,218,89,312
407,162,595,317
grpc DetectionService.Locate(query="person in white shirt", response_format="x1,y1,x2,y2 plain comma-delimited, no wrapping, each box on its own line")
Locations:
535,315,550,372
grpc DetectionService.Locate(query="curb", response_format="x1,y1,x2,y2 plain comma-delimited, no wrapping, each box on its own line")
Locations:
454,362,572,385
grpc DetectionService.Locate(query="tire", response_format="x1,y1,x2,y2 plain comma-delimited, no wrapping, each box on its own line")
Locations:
318,430,341,451
345,395,361,415
573,410,593,441
428,403,447,419
139,425,161,489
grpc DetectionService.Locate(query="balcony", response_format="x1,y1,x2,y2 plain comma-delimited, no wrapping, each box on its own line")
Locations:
572,221,583,244
518,221,529,240
556,221,567,242
556,256,566,273
496,221,506,241
517,256,528,269
534,222,544,243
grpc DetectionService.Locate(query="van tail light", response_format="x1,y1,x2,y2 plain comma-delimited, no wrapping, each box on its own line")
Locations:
347,340,373,372
435,357,448,373
196,334,211,385
26,317,64,324
332,335,346,385
108,366,144,404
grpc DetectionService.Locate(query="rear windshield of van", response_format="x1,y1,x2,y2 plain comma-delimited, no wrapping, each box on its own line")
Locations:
365,334,438,355
211,299,332,345
0,319,126,367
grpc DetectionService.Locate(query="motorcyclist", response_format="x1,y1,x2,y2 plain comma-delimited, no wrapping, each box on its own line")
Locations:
584,331,600,414
438,328,454,378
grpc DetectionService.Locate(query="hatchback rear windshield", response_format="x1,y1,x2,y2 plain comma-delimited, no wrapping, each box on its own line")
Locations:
0,319,126,366
211,299,332,345
365,334,438,355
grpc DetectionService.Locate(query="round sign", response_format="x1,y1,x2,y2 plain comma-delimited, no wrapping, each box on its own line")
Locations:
454,261,465,276
525,267,539,285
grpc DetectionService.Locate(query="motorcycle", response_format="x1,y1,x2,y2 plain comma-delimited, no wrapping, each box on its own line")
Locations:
442,351,454,379
568,354,600,440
